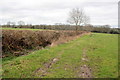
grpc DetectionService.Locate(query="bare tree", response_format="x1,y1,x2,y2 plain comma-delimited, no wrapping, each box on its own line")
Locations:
83,15,90,26
7,21,16,27
67,8,90,31
18,21,25,27
7,21,11,27
11,22,16,28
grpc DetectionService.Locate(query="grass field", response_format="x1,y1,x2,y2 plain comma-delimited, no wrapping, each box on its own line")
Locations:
2,33,118,78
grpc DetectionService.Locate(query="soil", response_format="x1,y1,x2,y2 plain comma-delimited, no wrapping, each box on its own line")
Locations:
78,48,93,78
34,58,59,77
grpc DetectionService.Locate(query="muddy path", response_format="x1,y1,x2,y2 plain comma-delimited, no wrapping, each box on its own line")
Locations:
78,48,93,78
33,57,59,77
32,33,92,77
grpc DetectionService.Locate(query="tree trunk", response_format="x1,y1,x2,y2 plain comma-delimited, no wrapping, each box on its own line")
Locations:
75,25,78,35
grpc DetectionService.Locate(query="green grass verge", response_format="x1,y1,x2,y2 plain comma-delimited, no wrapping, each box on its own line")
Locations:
2,33,118,78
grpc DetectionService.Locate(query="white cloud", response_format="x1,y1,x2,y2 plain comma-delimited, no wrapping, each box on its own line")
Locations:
0,0,119,27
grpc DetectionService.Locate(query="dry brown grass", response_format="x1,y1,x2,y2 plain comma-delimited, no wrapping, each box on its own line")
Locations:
2,30,89,56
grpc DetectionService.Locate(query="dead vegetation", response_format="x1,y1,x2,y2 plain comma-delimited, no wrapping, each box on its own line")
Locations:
2,30,88,57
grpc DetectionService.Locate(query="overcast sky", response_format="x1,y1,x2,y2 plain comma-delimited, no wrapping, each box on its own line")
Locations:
0,0,119,27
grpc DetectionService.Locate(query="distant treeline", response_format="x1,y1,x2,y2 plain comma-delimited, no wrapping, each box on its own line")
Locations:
1,24,120,34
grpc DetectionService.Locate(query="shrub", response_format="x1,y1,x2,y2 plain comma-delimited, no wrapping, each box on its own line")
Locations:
2,30,86,56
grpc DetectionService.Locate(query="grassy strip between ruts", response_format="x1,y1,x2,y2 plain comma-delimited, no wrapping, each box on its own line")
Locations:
2,33,118,78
